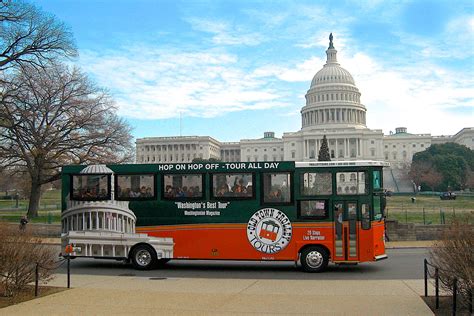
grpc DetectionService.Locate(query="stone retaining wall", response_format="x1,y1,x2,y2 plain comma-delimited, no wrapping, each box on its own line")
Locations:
386,220,455,241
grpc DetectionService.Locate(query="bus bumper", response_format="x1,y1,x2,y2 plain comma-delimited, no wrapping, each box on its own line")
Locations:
375,254,388,261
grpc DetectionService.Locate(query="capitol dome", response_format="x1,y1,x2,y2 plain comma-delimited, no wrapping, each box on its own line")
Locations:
310,64,355,87
301,34,367,131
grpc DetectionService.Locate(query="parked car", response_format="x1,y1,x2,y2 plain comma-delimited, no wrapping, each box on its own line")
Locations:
440,192,456,200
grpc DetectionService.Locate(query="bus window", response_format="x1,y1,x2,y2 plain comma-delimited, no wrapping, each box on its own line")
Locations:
298,200,328,219
336,171,367,195
373,195,382,220
71,174,110,201
361,203,371,229
262,172,291,204
373,170,381,190
116,174,155,200
212,173,253,199
301,172,332,196
163,174,203,199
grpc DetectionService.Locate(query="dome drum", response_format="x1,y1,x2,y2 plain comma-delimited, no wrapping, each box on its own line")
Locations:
301,107,367,129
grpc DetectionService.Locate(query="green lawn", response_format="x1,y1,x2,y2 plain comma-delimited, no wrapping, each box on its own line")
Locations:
0,189,61,223
385,195,474,224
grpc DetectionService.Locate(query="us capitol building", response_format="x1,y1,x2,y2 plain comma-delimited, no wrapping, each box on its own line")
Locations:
136,35,473,191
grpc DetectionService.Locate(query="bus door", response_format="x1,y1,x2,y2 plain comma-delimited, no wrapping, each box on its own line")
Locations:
333,202,358,261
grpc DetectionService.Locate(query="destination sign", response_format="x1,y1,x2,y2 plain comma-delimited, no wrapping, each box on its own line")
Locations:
157,162,288,172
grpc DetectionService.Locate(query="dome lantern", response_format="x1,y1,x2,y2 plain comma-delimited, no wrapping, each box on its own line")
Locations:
326,33,338,65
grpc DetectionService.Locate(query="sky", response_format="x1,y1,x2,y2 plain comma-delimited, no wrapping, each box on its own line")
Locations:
32,0,473,142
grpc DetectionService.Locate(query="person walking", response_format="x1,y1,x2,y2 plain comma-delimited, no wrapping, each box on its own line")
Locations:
19,215,28,231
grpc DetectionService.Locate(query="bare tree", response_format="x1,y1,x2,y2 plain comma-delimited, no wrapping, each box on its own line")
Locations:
422,169,443,192
409,160,442,191
430,219,474,310
0,63,134,217
0,0,76,71
0,222,56,299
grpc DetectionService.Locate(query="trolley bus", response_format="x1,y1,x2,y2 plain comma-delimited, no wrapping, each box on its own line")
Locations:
61,160,388,272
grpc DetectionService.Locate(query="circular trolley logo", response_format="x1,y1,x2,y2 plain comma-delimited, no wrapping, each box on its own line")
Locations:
246,208,292,254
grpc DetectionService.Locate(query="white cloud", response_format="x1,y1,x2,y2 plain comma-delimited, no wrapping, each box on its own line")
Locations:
79,48,288,120
253,57,324,82
343,55,474,135
185,18,264,46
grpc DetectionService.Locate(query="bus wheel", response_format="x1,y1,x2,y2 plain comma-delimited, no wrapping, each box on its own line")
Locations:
131,245,156,270
300,246,328,273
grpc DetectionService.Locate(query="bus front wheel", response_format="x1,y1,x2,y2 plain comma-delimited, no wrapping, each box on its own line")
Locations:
131,245,157,270
300,246,328,273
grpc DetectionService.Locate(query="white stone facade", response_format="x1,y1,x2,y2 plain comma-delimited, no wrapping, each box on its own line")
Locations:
136,136,221,163
135,35,473,170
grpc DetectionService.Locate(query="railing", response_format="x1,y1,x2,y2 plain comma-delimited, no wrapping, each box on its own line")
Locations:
424,258,473,315
34,255,71,296
386,207,473,225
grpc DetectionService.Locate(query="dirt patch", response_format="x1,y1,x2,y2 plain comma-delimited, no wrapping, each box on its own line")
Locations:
0,286,67,308
422,296,472,316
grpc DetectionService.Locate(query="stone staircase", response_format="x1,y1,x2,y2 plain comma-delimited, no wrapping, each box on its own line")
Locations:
383,167,414,193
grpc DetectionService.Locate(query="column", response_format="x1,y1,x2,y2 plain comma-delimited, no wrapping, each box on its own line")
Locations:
96,212,99,230
316,139,320,158
303,139,308,159
345,138,349,157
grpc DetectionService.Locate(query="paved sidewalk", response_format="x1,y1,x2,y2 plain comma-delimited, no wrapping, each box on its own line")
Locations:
385,240,437,248
9,238,433,315
2,274,432,315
